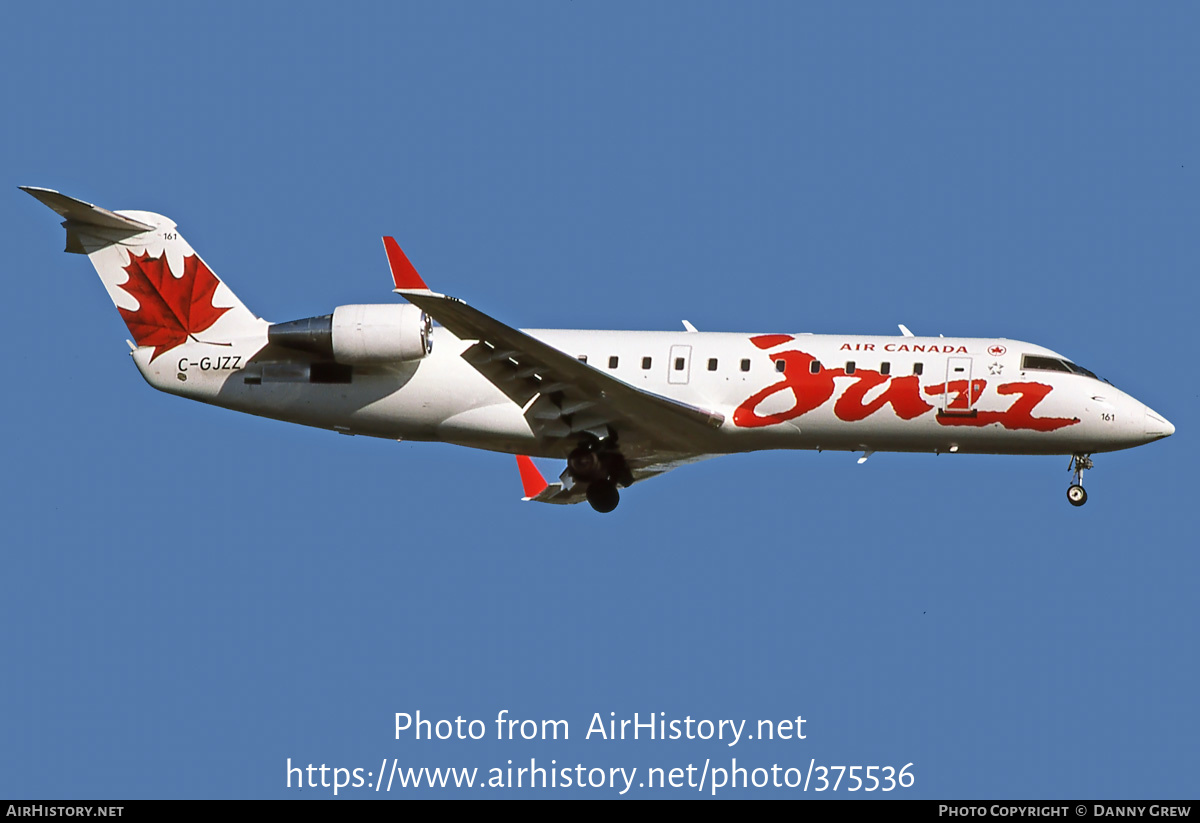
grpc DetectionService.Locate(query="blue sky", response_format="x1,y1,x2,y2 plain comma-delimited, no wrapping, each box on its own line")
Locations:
1,3,1195,798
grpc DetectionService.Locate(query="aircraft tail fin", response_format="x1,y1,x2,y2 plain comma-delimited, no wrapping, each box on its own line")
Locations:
22,187,265,359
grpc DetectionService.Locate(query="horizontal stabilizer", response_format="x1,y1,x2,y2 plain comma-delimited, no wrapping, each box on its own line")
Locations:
23,186,266,348
20,187,155,233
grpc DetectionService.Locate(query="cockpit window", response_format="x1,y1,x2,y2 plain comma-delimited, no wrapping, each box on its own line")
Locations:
1021,354,1098,380
1064,362,1099,380
1021,355,1070,373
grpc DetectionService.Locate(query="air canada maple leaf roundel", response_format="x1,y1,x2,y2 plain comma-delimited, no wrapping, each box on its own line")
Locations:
117,251,230,361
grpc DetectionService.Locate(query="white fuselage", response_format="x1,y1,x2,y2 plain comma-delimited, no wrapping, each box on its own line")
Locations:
22,187,1173,510
131,324,1171,461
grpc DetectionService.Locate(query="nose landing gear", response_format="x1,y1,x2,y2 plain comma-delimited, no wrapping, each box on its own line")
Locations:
1067,454,1093,507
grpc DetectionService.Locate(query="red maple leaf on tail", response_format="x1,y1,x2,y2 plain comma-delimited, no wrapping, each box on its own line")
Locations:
117,251,231,361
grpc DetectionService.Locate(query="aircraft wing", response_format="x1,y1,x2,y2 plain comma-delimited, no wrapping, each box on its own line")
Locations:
402,287,723,444
516,454,713,506
383,238,725,462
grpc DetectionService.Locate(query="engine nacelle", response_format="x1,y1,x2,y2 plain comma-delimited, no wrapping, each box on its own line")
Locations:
267,304,432,365
331,304,432,364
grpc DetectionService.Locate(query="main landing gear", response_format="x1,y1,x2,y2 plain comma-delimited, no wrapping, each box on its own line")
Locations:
586,481,620,514
1067,453,1093,507
568,437,633,514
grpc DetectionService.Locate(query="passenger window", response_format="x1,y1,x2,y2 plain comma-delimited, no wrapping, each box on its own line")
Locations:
608,356,618,369
913,363,923,376
740,359,750,372
577,355,588,364
809,360,820,374
880,362,891,375
775,360,786,373
707,358,718,371
642,357,652,370
845,361,856,374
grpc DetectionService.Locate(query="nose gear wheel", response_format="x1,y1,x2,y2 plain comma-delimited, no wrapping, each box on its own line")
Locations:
1066,454,1093,507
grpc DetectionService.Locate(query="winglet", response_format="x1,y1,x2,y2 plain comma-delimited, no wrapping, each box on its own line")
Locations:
898,324,915,338
516,455,549,500
382,236,429,290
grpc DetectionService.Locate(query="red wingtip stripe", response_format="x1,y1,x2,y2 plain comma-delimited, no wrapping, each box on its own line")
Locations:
382,236,429,290
516,455,549,498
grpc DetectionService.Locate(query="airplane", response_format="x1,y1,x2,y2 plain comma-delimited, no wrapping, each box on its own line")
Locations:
23,187,1175,513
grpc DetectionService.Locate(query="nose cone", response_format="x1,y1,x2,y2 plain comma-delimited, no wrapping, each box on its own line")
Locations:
1144,406,1175,440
